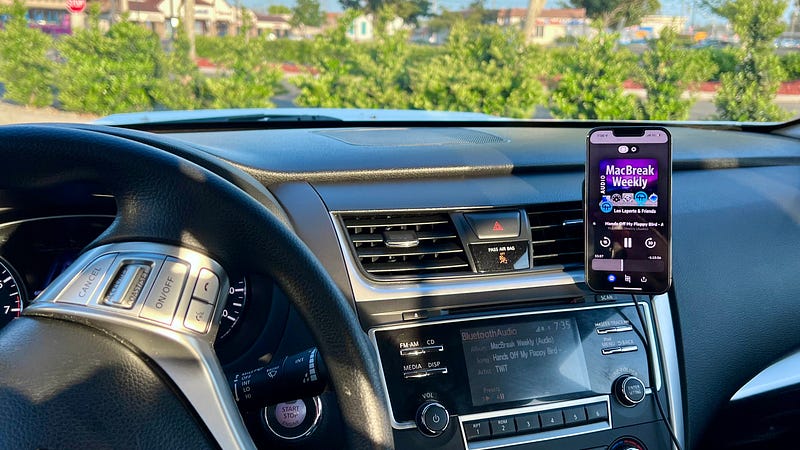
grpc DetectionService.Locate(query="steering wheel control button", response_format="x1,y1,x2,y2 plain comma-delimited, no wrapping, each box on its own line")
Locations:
192,268,219,305
614,375,646,407
184,298,215,333
102,262,152,309
416,401,450,436
140,258,188,325
463,420,490,441
488,417,515,437
601,345,639,355
464,211,521,239
539,410,565,430
514,413,540,432
59,254,117,305
585,403,609,422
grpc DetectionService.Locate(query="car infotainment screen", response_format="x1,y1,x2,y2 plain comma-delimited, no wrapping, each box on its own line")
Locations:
460,318,591,407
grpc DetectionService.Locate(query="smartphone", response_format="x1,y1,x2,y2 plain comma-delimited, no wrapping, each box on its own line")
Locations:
585,127,671,294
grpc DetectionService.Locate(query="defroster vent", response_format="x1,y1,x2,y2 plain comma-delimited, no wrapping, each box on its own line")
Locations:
527,202,584,268
342,213,470,278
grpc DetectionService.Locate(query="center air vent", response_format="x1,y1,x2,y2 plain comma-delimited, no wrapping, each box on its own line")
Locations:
341,213,470,278
527,202,584,268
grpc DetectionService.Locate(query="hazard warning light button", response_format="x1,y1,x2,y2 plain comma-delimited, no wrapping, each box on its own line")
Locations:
464,211,521,239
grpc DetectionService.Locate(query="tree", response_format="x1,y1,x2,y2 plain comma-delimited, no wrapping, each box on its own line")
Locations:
550,32,640,119
522,0,545,43
567,0,659,28
291,0,325,33
0,0,55,107
709,0,790,121
635,29,717,120
339,0,431,24
410,23,546,118
268,4,292,14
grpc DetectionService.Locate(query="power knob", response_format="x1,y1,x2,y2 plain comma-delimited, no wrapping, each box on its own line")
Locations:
613,375,646,407
415,401,450,437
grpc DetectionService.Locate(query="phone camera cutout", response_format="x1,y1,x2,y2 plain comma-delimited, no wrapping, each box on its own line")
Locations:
630,146,638,153
618,145,629,154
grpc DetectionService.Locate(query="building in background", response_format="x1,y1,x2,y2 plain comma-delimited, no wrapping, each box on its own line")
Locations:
496,7,589,45
254,13,291,39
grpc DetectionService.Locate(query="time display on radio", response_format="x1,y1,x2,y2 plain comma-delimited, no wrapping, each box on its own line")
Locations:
460,318,591,407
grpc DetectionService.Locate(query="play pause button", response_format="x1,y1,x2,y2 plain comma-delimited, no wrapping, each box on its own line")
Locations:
623,237,633,248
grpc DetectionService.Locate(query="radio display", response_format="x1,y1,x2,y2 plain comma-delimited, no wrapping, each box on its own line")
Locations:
460,318,591,407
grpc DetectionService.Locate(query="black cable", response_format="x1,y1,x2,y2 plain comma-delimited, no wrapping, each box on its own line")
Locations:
631,294,684,450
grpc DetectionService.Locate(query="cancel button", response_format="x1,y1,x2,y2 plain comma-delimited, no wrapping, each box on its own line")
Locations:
140,258,188,325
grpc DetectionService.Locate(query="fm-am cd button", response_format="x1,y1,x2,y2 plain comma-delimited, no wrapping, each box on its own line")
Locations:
601,345,639,355
399,345,444,356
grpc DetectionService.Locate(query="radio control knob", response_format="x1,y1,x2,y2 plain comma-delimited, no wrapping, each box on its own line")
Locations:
614,374,646,407
416,401,450,437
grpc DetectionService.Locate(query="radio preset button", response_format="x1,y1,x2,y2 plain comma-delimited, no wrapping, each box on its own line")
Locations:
585,403,609,422
488,417,515,437
514,413,540,433
464,421,490,441
601,345,639,355
562,406,588,425
539,410,564,430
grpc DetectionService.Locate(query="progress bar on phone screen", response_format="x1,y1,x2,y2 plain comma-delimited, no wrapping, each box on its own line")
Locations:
591,259,665,272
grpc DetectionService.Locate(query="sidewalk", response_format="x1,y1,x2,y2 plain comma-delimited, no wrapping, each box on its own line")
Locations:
0,102,96,125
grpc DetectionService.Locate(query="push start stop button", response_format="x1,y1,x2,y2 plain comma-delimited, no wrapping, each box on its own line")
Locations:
264,397,322,440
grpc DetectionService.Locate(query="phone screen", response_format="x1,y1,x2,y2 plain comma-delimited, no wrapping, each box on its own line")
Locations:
585,128,671,294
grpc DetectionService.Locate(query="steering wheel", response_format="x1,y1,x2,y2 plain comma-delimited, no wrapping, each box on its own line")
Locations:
0,125,393,449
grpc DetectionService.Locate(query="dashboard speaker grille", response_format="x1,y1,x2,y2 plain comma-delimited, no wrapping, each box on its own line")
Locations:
341,213,470,277
527,202,584,268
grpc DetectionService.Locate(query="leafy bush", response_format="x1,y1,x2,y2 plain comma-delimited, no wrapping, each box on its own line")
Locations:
636,29,717,120
202,17,283,108
57,8,165,115
0,0,55,107
550,32,640,120
780,52,800,80
293,10,414,109
410,22,546,118
713,0,789,121
698,47,738,81
152,21,208,110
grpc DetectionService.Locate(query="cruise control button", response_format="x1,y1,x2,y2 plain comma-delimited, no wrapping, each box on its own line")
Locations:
539,410,564,430
585,403,609,422
184,298,215,333
489,417,515,437
192,268,219,305
464,211,521,239
103,262,152,309
140,258,188,325
563,406,588,425
464,420,489,441
59,254,117,305
514,413,540,433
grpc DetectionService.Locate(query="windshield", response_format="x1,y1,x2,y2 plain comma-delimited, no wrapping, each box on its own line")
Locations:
0,0,798,124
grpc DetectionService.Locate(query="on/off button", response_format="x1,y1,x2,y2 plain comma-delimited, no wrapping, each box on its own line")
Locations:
140,258,189,325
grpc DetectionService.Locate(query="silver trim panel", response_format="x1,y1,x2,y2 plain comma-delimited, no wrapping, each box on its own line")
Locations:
25,242,256,450
330,210,584,303
459,396,611,450
731,348,800,401
651,293,685,450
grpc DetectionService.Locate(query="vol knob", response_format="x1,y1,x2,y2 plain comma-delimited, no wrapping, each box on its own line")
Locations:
614,374,646,407
416,401,450,437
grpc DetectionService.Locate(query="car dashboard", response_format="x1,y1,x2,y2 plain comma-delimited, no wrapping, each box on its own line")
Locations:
0,122,798,450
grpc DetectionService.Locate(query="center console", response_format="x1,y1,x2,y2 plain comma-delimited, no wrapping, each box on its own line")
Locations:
370,299,671,450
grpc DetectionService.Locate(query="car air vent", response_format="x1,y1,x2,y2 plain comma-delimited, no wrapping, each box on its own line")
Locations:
527,202,584,268
342,213,470,278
